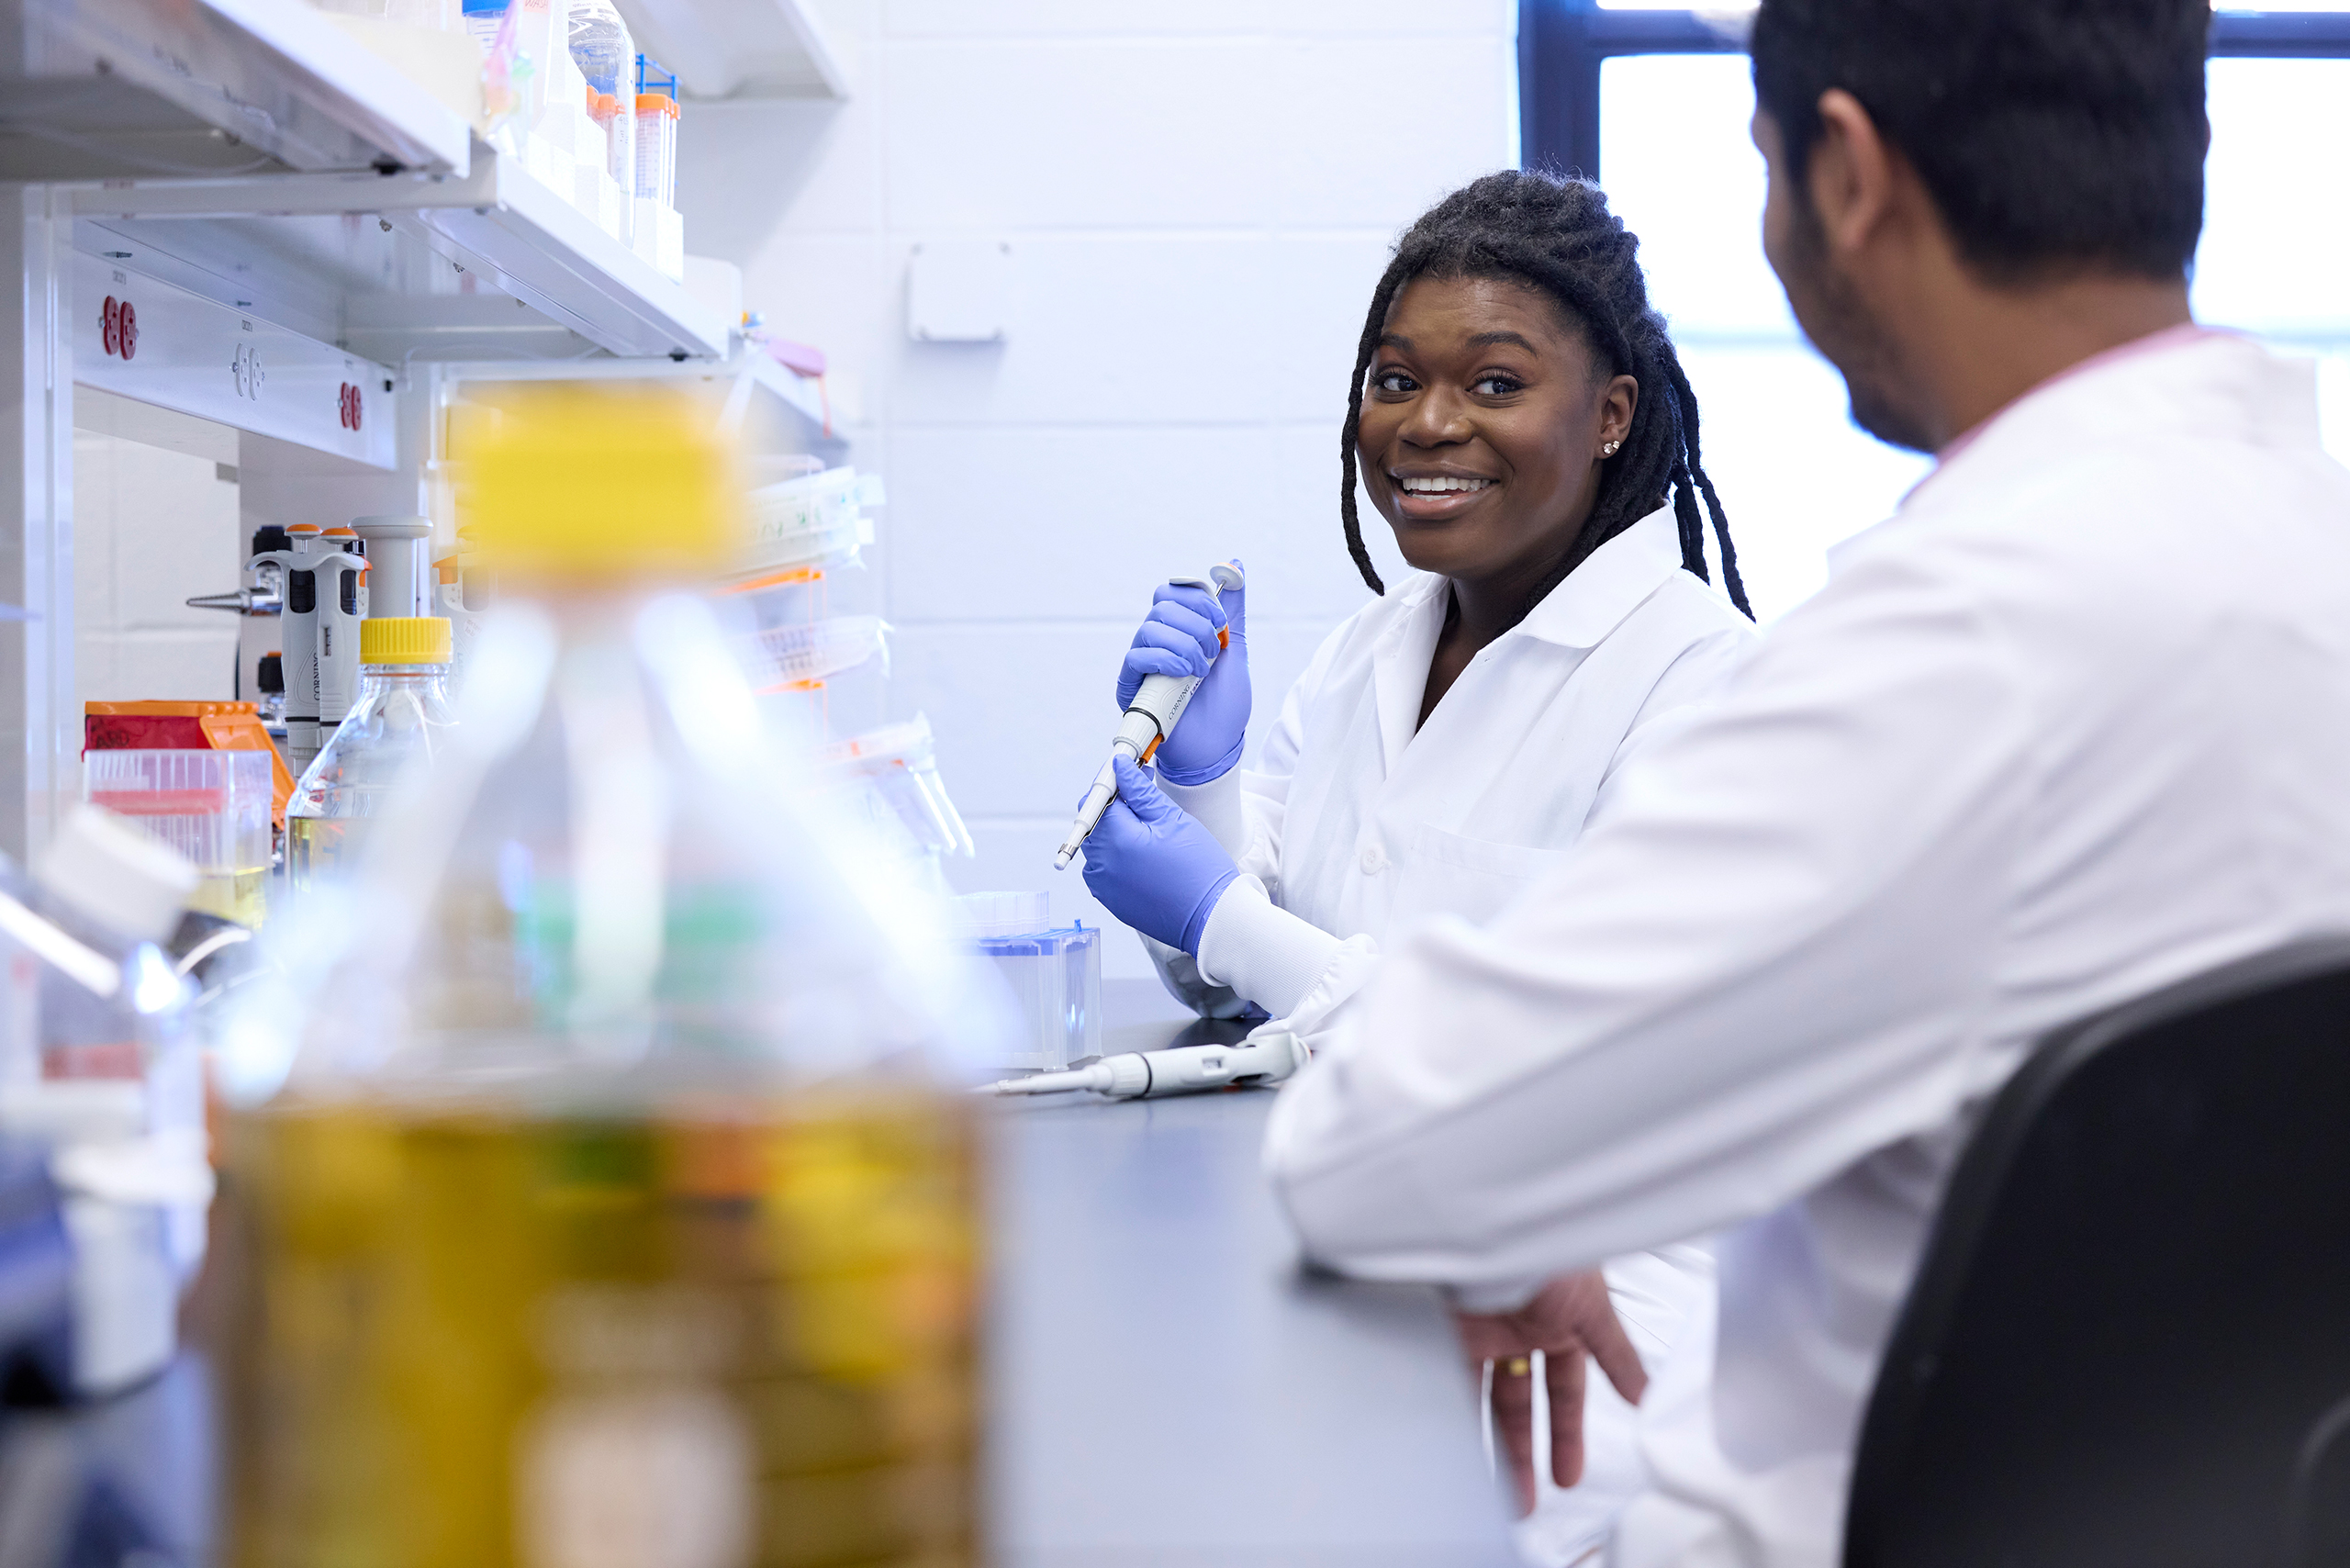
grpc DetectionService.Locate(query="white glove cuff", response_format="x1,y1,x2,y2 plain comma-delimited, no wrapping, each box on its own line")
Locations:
1194,878,1346,1019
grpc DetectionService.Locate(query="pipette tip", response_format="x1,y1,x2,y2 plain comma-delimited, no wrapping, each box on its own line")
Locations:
1052,847,1074,871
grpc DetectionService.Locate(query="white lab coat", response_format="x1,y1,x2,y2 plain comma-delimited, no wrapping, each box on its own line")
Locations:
1260,328,2350,1568
1152,504,1755,1562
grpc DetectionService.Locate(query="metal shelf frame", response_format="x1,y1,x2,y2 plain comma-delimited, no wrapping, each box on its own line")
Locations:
6,0,474,179
72,147,731,363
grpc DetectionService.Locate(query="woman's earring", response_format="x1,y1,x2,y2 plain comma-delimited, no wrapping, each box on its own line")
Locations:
1602,440,1622,457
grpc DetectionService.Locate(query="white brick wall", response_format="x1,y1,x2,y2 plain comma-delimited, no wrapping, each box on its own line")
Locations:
680,0,1518,974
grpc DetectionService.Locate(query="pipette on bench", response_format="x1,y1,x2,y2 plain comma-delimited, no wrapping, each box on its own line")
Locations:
978,1030,1306,1101
1053,561,1245,871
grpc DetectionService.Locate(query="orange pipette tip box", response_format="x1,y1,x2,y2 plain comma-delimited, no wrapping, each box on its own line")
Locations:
84,700,296,826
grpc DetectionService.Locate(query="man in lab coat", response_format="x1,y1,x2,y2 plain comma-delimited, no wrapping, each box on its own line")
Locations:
1261,1,2350,1564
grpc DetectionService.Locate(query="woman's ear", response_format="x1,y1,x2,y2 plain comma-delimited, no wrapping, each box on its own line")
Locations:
1600,374,1639,454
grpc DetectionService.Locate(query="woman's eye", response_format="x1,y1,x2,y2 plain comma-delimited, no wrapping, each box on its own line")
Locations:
1373,370,1418,394
1472,375,1522,397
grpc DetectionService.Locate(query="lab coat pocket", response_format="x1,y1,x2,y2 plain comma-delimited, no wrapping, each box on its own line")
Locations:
1393,824,1574,930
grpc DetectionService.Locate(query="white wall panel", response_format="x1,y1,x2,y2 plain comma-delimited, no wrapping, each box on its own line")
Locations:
885,236,1293,426
1269,37,1520,230
70,430,240,715
886,42,1281,231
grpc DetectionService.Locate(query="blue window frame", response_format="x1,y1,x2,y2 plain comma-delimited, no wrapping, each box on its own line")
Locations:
1521,4,2350,181
1517,4,2350,619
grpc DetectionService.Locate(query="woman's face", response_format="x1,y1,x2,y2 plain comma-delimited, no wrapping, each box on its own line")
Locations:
1358,274,1637,588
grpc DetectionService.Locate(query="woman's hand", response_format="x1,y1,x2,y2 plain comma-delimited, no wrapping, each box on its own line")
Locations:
1079,756,1239,953
1115,565,1249,785
1455,1271,1649,1516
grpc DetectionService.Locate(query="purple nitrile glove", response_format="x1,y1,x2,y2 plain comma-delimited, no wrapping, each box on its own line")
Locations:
1114,564,1248,786
1080,755,1239,954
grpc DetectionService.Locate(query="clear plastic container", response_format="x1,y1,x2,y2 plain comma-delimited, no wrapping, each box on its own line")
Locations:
733,466,882,582
633,90,678,207
218,386,986,1567
567,0,634,95
820,715,975,859
950,893,1101,1072
461,0,506,54
84,749,274,929
735,614,889,692
287,617,458,890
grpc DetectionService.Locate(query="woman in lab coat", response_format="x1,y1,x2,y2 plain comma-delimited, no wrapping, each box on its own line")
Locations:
1077,170,1756,1567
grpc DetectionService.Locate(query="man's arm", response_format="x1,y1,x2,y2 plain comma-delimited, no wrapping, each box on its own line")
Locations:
1264,546,2038,1292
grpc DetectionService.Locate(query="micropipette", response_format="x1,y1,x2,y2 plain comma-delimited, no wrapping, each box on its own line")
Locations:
1054,560,1244,871
977,1030,1306,1101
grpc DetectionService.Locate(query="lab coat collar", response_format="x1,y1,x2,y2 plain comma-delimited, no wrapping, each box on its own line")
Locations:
1832,329,2322,577
1515,506,1691,650
1365,507,1691,775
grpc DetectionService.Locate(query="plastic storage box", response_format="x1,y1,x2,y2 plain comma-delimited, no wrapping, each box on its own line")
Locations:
735,615,889,692
953,892,1101,1072
84,749,274,927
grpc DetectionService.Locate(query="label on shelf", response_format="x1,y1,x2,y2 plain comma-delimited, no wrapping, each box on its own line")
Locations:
73,254,397,469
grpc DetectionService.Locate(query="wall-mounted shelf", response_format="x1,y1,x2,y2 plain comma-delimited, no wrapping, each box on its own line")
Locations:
612,0,847,102
3,0,473,181
72,140,729,362
439,345,829,440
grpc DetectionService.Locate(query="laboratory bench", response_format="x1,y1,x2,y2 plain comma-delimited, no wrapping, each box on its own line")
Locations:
6,980,1522,1568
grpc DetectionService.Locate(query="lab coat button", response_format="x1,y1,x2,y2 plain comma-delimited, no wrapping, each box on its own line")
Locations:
1360,844,1387,875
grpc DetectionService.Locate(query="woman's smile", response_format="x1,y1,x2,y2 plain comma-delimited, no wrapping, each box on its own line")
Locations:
1390,470,1502,522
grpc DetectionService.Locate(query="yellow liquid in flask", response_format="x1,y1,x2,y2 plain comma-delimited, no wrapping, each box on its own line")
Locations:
221,1093,981,1568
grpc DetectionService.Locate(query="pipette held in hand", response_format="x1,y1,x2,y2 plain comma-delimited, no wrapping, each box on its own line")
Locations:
978,1030,1307,1101
1054,560,1244,870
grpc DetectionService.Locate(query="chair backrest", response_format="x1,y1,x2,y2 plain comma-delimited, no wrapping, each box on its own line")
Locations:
1844,938,2350,1568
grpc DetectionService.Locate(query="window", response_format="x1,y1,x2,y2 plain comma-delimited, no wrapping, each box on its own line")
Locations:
1521,3,2350,619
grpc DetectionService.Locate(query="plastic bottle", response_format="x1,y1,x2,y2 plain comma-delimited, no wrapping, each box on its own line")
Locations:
462,0,508,56
218,386,987,1566
0,807,209,1396
566,0,634,97
287,617,458,890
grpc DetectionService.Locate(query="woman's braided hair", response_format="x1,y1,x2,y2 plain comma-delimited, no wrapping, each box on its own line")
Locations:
1341,170,1751,618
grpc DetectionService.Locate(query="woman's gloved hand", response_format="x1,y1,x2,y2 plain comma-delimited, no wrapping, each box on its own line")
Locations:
1080,756,1239,954
1116,563,1248,786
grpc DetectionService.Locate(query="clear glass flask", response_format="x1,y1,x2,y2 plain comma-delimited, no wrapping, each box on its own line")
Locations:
286,616,459,890
219,387,986,1568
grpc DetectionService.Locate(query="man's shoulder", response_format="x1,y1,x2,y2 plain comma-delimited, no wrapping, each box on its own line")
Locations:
1812,434,2350,677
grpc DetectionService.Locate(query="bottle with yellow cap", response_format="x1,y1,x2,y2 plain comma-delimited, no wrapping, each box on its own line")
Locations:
285,614,458,890
218,387,986,1568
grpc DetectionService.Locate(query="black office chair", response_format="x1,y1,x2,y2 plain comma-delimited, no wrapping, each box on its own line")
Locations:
1844,938,2350,1568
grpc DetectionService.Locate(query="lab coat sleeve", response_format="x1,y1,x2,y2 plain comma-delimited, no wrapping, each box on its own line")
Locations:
1145,626,1346,1016
1262,547,2038,1294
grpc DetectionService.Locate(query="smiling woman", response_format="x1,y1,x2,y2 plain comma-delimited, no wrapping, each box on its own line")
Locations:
1070,167,1762,1568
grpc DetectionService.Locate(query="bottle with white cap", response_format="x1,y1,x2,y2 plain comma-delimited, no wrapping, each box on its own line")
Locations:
0,805,211,1396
